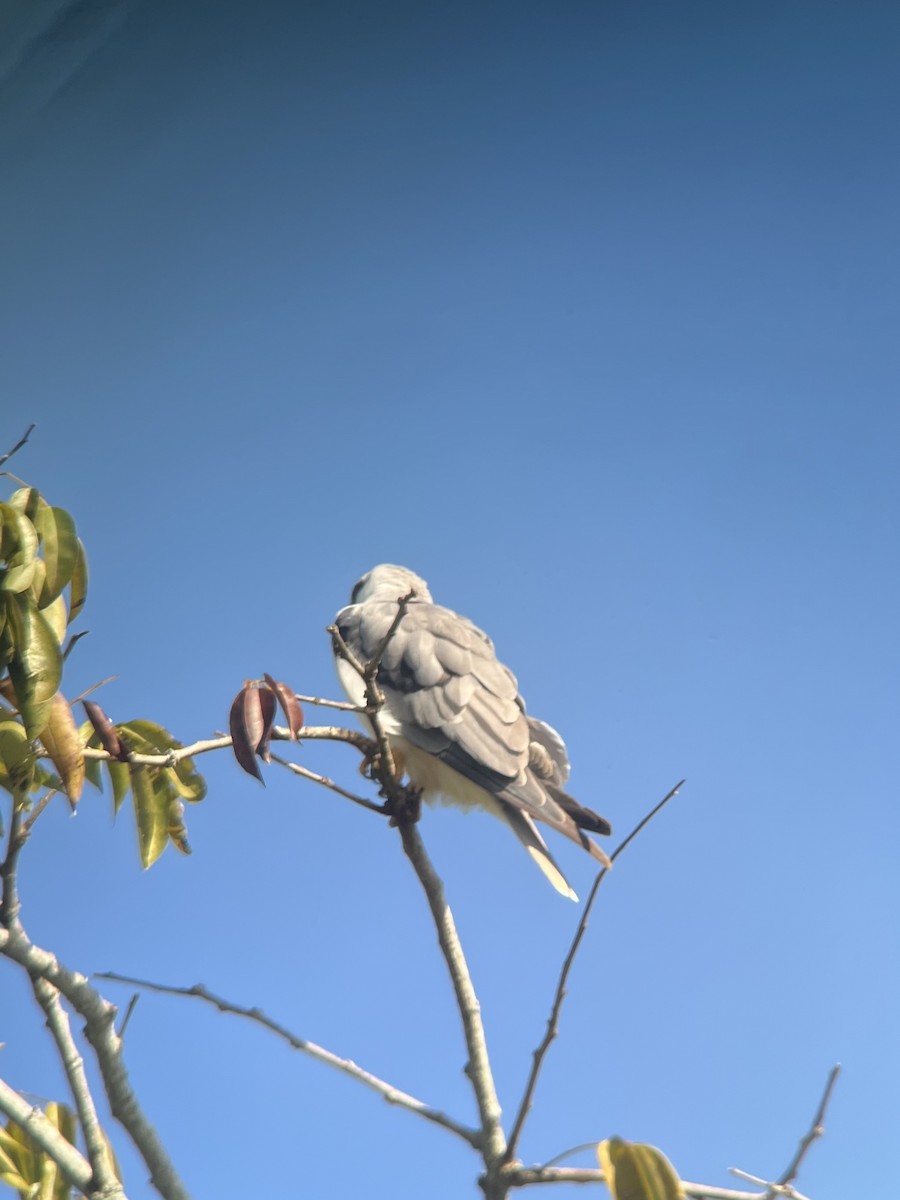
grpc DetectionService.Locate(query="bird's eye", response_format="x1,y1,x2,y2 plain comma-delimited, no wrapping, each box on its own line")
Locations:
351,575,368,603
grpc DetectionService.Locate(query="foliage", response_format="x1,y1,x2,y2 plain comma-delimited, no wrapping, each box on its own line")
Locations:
0,482,206,867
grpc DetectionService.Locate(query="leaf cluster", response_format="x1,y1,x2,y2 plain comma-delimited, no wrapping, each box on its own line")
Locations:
0,483,206,867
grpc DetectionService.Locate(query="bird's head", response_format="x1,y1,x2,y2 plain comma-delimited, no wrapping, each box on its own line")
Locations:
349,564,433,605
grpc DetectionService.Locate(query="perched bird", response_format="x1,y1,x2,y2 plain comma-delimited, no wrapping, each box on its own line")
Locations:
333,564,612,899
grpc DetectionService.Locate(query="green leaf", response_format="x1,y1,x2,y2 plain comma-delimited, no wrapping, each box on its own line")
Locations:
33,761,63,793
131,764,169,867
41,1102,77,1200
29,556,47,603
107,759,130,813
68,538,88,624
598,1138,685,1200
0,1102,77,1200
40,594,67,646
4,592,63,738
169,753,207,803
77,723,104,790
120,718,176,752
0,719,34,799
0,1119,38,1193
84,754,103,789
0,502,39,594
7,487,46,521
35,506,78,607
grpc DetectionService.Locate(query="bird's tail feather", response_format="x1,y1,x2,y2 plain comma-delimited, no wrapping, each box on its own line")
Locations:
499,803,579,901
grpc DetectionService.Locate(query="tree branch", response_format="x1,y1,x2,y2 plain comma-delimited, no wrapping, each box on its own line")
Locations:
396,820,507,1180
77,724,374,769
766,1064,840,1196
291,691,364,712
0,924,189,1200
509,1165,767,1197
329,591,414,786
94,971,480,1147
269,752,385,813
30,974,124,1198
0,422,36,471
332,596,509,1189
504,780,685,1163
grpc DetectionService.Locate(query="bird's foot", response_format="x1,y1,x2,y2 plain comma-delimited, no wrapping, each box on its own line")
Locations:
385,783,423,827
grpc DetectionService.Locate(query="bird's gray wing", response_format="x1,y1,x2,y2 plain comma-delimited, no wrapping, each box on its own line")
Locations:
336,596,526,784
336,598,610,852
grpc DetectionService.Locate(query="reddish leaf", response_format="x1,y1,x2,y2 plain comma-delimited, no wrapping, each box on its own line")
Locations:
82,700,126,760
228,684,275,781
263,674,304,740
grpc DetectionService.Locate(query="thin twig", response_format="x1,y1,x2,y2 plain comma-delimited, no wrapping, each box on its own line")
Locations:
292,692,364,712
539,1142,601,1169
328,622,366,676
504,780,685,1163
118,993,140,1040
365,591,414,686
71,676,118,704
269,753,385,813
509,1165,766,1198
0,423,36,471
95,971,480,1147
22,789,58,835
329,592,414,787
773,1064,840,1192
63,630,91,661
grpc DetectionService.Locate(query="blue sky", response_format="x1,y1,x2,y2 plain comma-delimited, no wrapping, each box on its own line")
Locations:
2,1,898,1196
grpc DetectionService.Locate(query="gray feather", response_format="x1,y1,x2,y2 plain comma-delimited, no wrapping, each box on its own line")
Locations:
335,564,613,894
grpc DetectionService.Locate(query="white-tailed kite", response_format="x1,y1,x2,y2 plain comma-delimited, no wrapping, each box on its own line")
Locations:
334,564,611,899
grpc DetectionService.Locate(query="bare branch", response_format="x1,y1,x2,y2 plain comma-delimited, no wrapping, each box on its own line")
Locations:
269,752,385,814
334,592,508,1185
767,1064,840,1195
328,620,366,677
509,1165,766,1198
504,780,685,1162
732,1170,809,1200
364,591,414,687
0,422,36,471
95,971,480,1147
22,789,58,835
63,630,91,661
0,803,26,927
30,975,124,1197
0,1075,96,1196
0,925,189,1200
117,993,140,1040
329,591,415,788
291,692,364,712
396,820,507,1172
76,723,374,769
